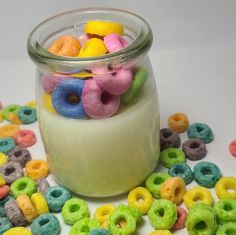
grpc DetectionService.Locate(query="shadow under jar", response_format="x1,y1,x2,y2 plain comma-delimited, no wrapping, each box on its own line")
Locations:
27,8,160,197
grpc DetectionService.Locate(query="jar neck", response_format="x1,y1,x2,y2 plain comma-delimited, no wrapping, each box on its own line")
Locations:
27,8,153,73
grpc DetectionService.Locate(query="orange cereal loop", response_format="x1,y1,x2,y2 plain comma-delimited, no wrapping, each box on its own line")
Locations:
0,124,20,138
7,112,22,125
16,194,38,222
48,35,81,57
160,177,186,205
25,160,49,180
168,113,189,133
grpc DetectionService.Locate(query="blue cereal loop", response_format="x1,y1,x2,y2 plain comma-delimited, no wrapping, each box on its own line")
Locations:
0,138,15,154
0,217,13,234
31,213,61,235
18,106,37,124
44,185,71,212
52,78,86,119
187,123,213,143
193,161,221,188
89,229,112,235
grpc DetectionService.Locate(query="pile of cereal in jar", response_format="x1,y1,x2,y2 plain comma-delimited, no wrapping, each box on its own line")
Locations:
40,20,149,120
1,100,236,235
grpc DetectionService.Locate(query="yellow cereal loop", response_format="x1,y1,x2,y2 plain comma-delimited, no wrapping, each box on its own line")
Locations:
148,230,173,235
0,173,6,186
7,112,22,125
183,186,214,209
128,187,154,214
71,71,94,79
94,204,116,227
0,153,8,167
25,100,36,109
3,227,32,235
42,93,56,113
31,192,49,215
215,176,236,199
77,38,107,58
25,160,49,180
85,20,124,36
16,194,38,223
0,111,4,122
0,124,20,138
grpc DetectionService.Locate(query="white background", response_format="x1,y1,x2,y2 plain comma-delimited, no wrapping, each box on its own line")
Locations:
1,0,236,234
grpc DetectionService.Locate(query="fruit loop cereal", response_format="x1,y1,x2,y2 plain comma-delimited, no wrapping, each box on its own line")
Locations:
168,113,189,133
229,140,236,157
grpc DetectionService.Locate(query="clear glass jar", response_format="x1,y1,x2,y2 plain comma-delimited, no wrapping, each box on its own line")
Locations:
27,8,160,197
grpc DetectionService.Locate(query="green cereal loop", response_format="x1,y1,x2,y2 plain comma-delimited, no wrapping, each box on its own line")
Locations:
186,202,217,235
116,204,142,223
62,198,89,225
216,222,236,235
10,177,37,198
69,218,100,235
121,67,148,102
214,199,236,224
2,104,21,120
109,209,136,235
145,172,171,198
148,199,177,230
160,147,186,168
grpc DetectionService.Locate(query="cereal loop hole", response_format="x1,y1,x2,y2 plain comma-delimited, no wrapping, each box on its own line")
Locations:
226,228,236,235
51,189,62,198
153,177,164,185
174,167,184,174
195,221,207,230
18,182,27,190
168,151,177,159
174,116,181,122
201,167,212,176
101,92,112,105
24,110,32,115
116,218,127,228
157,208,165,217
81,225,90,232
67,93,80,105
226,187,235,193
175,187,181,197
39,218,50,226
190,142,200,149
162,130,173,138
196,126,204,132
32,162,41,169
14,150,22,157
0,141,8,147
69,204,80,213
5,167,15,176
223,203,233,211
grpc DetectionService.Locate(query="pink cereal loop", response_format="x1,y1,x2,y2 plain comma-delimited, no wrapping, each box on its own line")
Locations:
172,207,187,230
104,33,128,53
0,185,10,199
42,73,67,93
229,140,236,158
0,101,3,110
14,129,37,147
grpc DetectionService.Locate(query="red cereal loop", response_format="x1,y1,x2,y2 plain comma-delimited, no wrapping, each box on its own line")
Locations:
172,207,187,230
229,140,236,158
0,185,10,199
14,130,37,147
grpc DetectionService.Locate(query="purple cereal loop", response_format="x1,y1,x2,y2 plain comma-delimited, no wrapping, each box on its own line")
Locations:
0,161,23,184
8,146,32,167
4,199,27,226
37,178,50,194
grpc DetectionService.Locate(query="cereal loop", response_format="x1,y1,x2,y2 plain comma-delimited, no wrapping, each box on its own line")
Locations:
94,204,115,227
7,113,22,125
183,186,214,209
216,222,236,235
215,176,236,199
229,140,236,158
0,111,4,123
77,38,107,58
2,104,21,120
25,160,49,180
42,93,57,113
0,185,10,199
14,129,37,148
25,100,36,109
172,207,187,230
85,21,124,36
128,187,154,215
3,227,32,235
160,128,181,151
70,218,100,235
148,231,173,235
160,177,186,205
31,192,49,215
168,113,189,133
48,35,81,57
0,173,6,186
16,194,38,223
0,124,20,138
0,152,7,167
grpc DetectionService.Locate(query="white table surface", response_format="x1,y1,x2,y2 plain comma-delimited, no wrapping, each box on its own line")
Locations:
1,1,236,234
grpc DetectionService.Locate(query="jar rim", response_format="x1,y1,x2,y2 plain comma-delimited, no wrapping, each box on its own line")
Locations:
27,7,153,71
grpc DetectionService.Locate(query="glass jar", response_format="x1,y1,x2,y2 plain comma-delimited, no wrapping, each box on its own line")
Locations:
27,8,160,197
